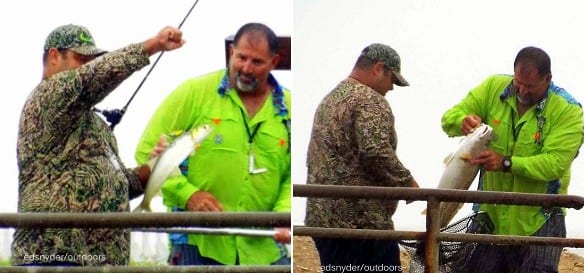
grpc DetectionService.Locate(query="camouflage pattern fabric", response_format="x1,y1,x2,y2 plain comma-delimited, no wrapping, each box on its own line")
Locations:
360,43,409,86
12,43,150,266
43,24,107,56
305,78,413,230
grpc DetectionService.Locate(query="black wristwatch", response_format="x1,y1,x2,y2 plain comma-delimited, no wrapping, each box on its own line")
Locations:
501,156,512,172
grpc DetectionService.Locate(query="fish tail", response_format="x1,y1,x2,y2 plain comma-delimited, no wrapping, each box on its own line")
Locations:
132,202,151,213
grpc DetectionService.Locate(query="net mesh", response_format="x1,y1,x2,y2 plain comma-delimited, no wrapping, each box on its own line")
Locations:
399,211,494,273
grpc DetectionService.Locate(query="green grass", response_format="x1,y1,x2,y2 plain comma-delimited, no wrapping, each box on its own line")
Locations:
0,260,10,266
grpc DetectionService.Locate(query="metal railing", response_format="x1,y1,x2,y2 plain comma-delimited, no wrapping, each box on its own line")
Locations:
293,184,584,273
0,212,291,273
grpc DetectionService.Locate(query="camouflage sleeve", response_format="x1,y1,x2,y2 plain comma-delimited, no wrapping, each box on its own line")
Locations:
354,94,413,187
76,43,150,107
126,166,146,200
40,43,150,130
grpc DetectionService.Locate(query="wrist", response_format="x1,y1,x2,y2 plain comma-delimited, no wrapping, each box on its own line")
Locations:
143,38,160,56
501,156,512,172
137,164,151,188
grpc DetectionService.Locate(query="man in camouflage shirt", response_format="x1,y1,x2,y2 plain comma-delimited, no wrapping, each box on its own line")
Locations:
13,24,185,266
305,43,419,272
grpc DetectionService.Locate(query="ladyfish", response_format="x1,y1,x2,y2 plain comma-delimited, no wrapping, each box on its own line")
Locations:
133,124,213,212
423,123,493,228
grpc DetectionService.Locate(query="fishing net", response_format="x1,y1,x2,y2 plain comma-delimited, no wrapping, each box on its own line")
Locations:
399,211,494,273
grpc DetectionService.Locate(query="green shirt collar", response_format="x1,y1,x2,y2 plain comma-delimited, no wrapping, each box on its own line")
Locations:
217,71,288,117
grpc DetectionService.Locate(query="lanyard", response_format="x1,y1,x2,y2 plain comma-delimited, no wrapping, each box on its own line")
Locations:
511,98,547,143
511,113,524,142
240,108,266,174
240,108,263,144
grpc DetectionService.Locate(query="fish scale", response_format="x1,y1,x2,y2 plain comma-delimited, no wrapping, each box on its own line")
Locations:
133,124,213,212
423,124,494,228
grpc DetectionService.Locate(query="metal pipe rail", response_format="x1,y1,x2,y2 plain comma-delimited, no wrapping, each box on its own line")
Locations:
293,184,584,273
0,265,290,273
293,184,584,209
0,212,290,229
293,226,584,248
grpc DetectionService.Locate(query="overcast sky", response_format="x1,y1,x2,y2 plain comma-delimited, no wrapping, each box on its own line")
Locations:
0,0,292,213
293,0,584,254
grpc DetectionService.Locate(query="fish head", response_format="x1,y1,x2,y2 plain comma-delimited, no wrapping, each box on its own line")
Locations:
468,123,494,145
190,124,213,145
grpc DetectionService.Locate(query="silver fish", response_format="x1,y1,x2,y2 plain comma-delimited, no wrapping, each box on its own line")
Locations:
423,123,493,228
133,124,213,213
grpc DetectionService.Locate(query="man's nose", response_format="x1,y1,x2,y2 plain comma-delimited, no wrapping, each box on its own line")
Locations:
241,60,254,73
517,84,530,94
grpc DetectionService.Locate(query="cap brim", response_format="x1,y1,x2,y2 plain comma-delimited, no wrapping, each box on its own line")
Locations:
70,46,108,57
393,71,409,87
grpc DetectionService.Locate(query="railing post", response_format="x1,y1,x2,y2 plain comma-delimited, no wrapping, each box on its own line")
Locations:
425,196,440,273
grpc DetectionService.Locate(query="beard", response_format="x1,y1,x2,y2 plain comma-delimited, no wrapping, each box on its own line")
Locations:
517,93,539,107
235,71,259,93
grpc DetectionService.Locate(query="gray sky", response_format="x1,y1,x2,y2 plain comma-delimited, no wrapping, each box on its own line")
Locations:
293,0,584,255
0,0,292,213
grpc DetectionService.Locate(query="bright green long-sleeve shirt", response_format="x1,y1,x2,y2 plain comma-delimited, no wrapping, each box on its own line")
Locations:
442,74,583,236
135,69,291,265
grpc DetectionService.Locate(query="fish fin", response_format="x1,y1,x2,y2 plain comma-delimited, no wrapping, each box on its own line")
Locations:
459,153,472,161
143,203,151,212
154,190,163,198
170,166,182,178
443,153,455,165
190,144,200,156
132,204,144,213
132,201,152,213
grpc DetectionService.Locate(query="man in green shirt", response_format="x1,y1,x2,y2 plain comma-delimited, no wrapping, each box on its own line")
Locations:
442,46,583,272
135,22,290,265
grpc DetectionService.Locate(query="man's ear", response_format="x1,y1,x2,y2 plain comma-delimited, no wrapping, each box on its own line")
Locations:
373,61,385,76
271,54,281,69
47,48,62,65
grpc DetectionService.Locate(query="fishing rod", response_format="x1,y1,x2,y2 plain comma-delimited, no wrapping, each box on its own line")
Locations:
94,0,201,130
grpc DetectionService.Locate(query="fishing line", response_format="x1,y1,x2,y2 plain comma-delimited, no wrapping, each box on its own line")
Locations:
94,0,201,130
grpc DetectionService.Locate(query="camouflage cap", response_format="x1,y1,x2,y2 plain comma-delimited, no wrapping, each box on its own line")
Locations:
43,24,107,56
360,43,409,86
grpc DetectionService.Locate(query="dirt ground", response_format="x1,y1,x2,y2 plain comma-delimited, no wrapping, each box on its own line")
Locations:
293,236,584,273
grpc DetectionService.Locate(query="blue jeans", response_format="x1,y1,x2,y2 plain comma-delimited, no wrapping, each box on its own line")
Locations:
168,244,290,265
463,213,566,273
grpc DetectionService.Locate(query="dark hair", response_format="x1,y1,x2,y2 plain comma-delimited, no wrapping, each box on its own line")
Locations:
354,55,391,76
42,48,68,66
233,23,279,55
514,46,551,77
354,55,375,69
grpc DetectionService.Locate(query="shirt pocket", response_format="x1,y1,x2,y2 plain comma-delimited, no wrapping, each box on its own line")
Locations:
514,122,545,156
198,112,246,152
253,119,290,155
